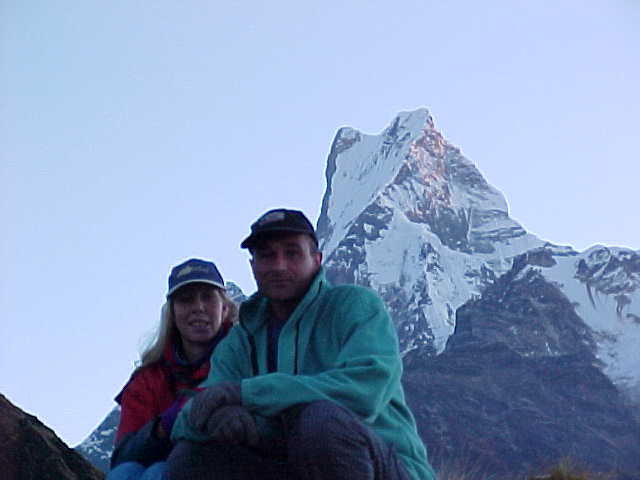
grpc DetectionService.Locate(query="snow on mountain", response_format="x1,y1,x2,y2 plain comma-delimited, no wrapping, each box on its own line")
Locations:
542,246,640,392
75,405,119,472
317,107,639,389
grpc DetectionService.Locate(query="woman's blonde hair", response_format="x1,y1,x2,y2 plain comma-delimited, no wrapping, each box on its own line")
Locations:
138,287,238,369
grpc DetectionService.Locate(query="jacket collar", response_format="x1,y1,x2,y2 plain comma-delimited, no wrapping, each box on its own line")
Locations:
239,266,328,334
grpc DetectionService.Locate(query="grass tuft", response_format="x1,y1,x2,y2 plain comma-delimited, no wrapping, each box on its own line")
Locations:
526,458,613,480
433,456,617,480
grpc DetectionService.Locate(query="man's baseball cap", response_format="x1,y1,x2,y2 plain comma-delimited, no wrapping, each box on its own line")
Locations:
167,258,225,298
241,208,318,249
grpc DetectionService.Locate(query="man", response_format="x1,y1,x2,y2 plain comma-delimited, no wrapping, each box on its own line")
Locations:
167,209,435,480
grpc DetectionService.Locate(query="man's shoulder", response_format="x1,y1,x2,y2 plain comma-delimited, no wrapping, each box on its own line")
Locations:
317,282,393,333
323,281,374,295
320,282,384,307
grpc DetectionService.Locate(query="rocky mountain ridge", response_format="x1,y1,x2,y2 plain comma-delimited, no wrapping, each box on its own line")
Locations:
403,251,640,478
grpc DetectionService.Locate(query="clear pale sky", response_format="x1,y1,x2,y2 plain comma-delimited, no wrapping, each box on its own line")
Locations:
1,1,638,446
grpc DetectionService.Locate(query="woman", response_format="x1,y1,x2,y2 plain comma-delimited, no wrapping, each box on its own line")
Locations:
108,258,237,480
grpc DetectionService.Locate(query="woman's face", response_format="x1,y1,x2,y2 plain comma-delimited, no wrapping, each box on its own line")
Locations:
172,283,226,347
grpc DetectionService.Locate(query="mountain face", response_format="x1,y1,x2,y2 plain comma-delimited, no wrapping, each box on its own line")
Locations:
0,393,104,480
80,109,639,478
315,108,639,477
403,253,640,478
318,110,545,359
317,108,640,394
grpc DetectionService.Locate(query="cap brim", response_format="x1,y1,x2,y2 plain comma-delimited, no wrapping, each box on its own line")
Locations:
241,227,317,249
166,279,225,298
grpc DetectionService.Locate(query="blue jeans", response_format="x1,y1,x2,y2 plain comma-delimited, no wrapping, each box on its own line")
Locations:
107,461,167,480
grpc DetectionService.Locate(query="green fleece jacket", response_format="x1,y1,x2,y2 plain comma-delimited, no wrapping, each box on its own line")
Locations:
172,268,435,480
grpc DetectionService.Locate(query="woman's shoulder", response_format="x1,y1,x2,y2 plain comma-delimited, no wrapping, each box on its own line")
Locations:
115,362,169,403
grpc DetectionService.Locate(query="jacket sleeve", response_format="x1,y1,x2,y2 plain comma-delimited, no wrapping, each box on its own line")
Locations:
110,417,172,468
170,326,254,442
111,371,171,467
242,287,402,423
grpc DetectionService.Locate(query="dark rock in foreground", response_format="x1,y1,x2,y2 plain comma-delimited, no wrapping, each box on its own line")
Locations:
0,393,104,480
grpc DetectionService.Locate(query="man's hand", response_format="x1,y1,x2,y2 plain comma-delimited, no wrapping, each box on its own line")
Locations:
205,406,259,446
189,382,242,432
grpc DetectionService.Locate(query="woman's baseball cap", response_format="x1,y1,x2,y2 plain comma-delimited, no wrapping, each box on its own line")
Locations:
167,258,225,298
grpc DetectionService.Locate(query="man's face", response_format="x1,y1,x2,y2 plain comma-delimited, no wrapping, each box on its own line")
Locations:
250,233,322,303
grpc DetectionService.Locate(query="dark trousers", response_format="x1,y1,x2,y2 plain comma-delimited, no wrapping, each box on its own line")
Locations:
165,400,410,480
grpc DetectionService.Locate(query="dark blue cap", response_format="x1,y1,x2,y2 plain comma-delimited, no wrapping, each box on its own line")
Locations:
241,208,317,249
167,258,225,298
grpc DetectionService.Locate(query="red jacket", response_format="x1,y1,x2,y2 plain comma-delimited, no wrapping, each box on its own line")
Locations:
112,325,230,468
115,344,210,443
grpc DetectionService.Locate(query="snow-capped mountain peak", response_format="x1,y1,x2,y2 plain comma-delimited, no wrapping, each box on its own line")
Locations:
317,108,545,354
317,108,638,390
